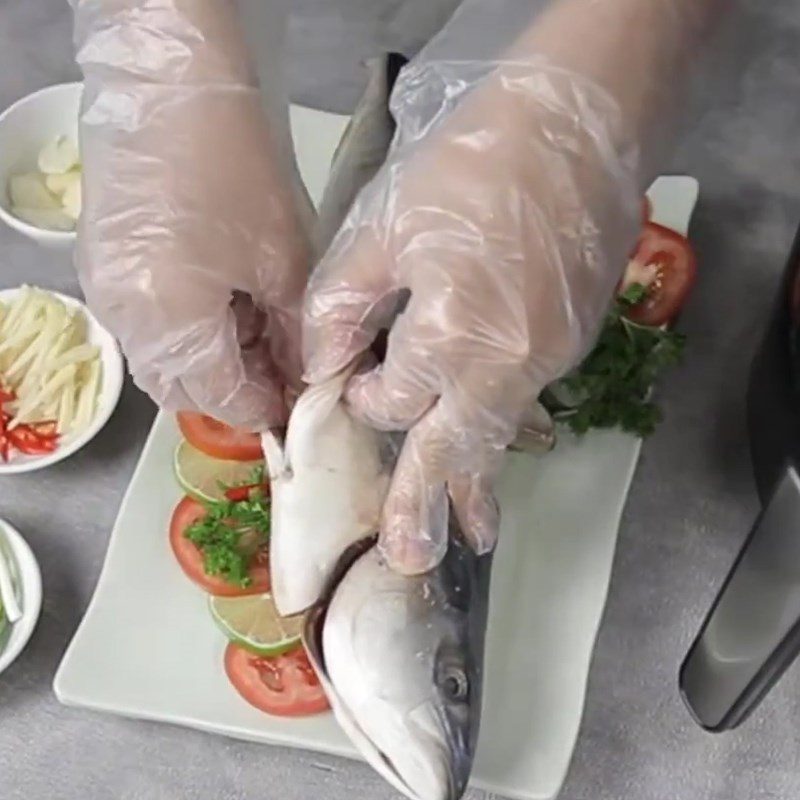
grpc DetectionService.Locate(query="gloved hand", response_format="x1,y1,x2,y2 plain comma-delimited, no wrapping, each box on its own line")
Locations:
72,0,311,429
303,0,717,573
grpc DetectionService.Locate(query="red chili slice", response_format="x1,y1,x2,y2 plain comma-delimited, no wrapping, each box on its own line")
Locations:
0,411,61,460
8,427,57,454
224,483,270,503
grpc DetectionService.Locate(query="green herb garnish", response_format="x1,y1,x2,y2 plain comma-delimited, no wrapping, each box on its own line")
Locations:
185,494,270,587
542,284,686,438
245,463,265,485
216,463,266,494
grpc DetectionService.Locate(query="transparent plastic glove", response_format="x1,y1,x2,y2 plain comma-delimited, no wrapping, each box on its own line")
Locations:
72,0,312,429
304,0,718,573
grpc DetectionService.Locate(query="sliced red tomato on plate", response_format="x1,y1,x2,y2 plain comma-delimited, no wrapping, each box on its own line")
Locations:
622,221,697,327
225,643,330,717
177,412,262,462
168,496,270,597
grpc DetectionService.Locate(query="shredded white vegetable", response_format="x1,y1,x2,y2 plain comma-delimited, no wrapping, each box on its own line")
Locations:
0,287,102,436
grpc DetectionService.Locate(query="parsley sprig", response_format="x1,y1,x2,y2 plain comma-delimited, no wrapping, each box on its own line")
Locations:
542,284,686,438
216,463,266,493
184,491,270,587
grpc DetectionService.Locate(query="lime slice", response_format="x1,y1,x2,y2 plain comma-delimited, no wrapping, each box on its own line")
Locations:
209,593,303,656
173,440,263,503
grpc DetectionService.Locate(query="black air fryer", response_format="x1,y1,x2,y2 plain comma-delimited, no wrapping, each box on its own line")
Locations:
680,223,800,730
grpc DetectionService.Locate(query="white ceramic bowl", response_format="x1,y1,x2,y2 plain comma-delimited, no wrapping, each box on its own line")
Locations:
0,82,82,249
0,518,42,676
0,287,124,474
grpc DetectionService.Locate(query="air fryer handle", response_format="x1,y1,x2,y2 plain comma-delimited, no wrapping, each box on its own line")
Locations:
680,462,800,731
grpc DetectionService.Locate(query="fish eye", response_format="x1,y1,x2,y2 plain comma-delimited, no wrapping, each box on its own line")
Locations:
441,666,469,702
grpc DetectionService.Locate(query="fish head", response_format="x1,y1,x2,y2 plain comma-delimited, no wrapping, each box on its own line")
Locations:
305,536,491,800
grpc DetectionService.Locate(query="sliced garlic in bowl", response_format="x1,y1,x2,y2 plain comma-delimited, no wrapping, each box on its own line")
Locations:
7,135,81,232
45,170,79,198
37,134,79,175
62,174,82,221
8,172,60,209
0,82,83,248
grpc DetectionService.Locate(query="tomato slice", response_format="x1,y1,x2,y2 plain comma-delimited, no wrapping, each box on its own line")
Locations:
168,497,270,597
225,643,330,717
177,412,263,462
623,221,697,327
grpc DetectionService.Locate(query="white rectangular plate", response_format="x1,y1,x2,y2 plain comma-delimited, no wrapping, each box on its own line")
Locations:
54,105,698,800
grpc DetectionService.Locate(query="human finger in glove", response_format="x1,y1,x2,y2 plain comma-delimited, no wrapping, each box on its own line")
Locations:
72,0,311,430
304,0,724,574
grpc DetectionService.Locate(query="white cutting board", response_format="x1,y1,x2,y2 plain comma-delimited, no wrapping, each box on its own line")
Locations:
54,105,698,800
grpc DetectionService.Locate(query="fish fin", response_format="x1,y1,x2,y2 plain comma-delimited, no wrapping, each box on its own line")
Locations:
261,429,288,481
282,362,359,467
509,400,556,454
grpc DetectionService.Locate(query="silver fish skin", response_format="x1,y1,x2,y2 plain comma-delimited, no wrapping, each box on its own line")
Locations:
304,530,492,800
313,54,402,256
261,365,391,616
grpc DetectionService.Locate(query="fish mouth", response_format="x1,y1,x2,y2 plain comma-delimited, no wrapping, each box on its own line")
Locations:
302,543,460,800
303,594,419,800
345,711,459,800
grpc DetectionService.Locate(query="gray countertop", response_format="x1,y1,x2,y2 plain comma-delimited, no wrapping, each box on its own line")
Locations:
2,1,800,799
